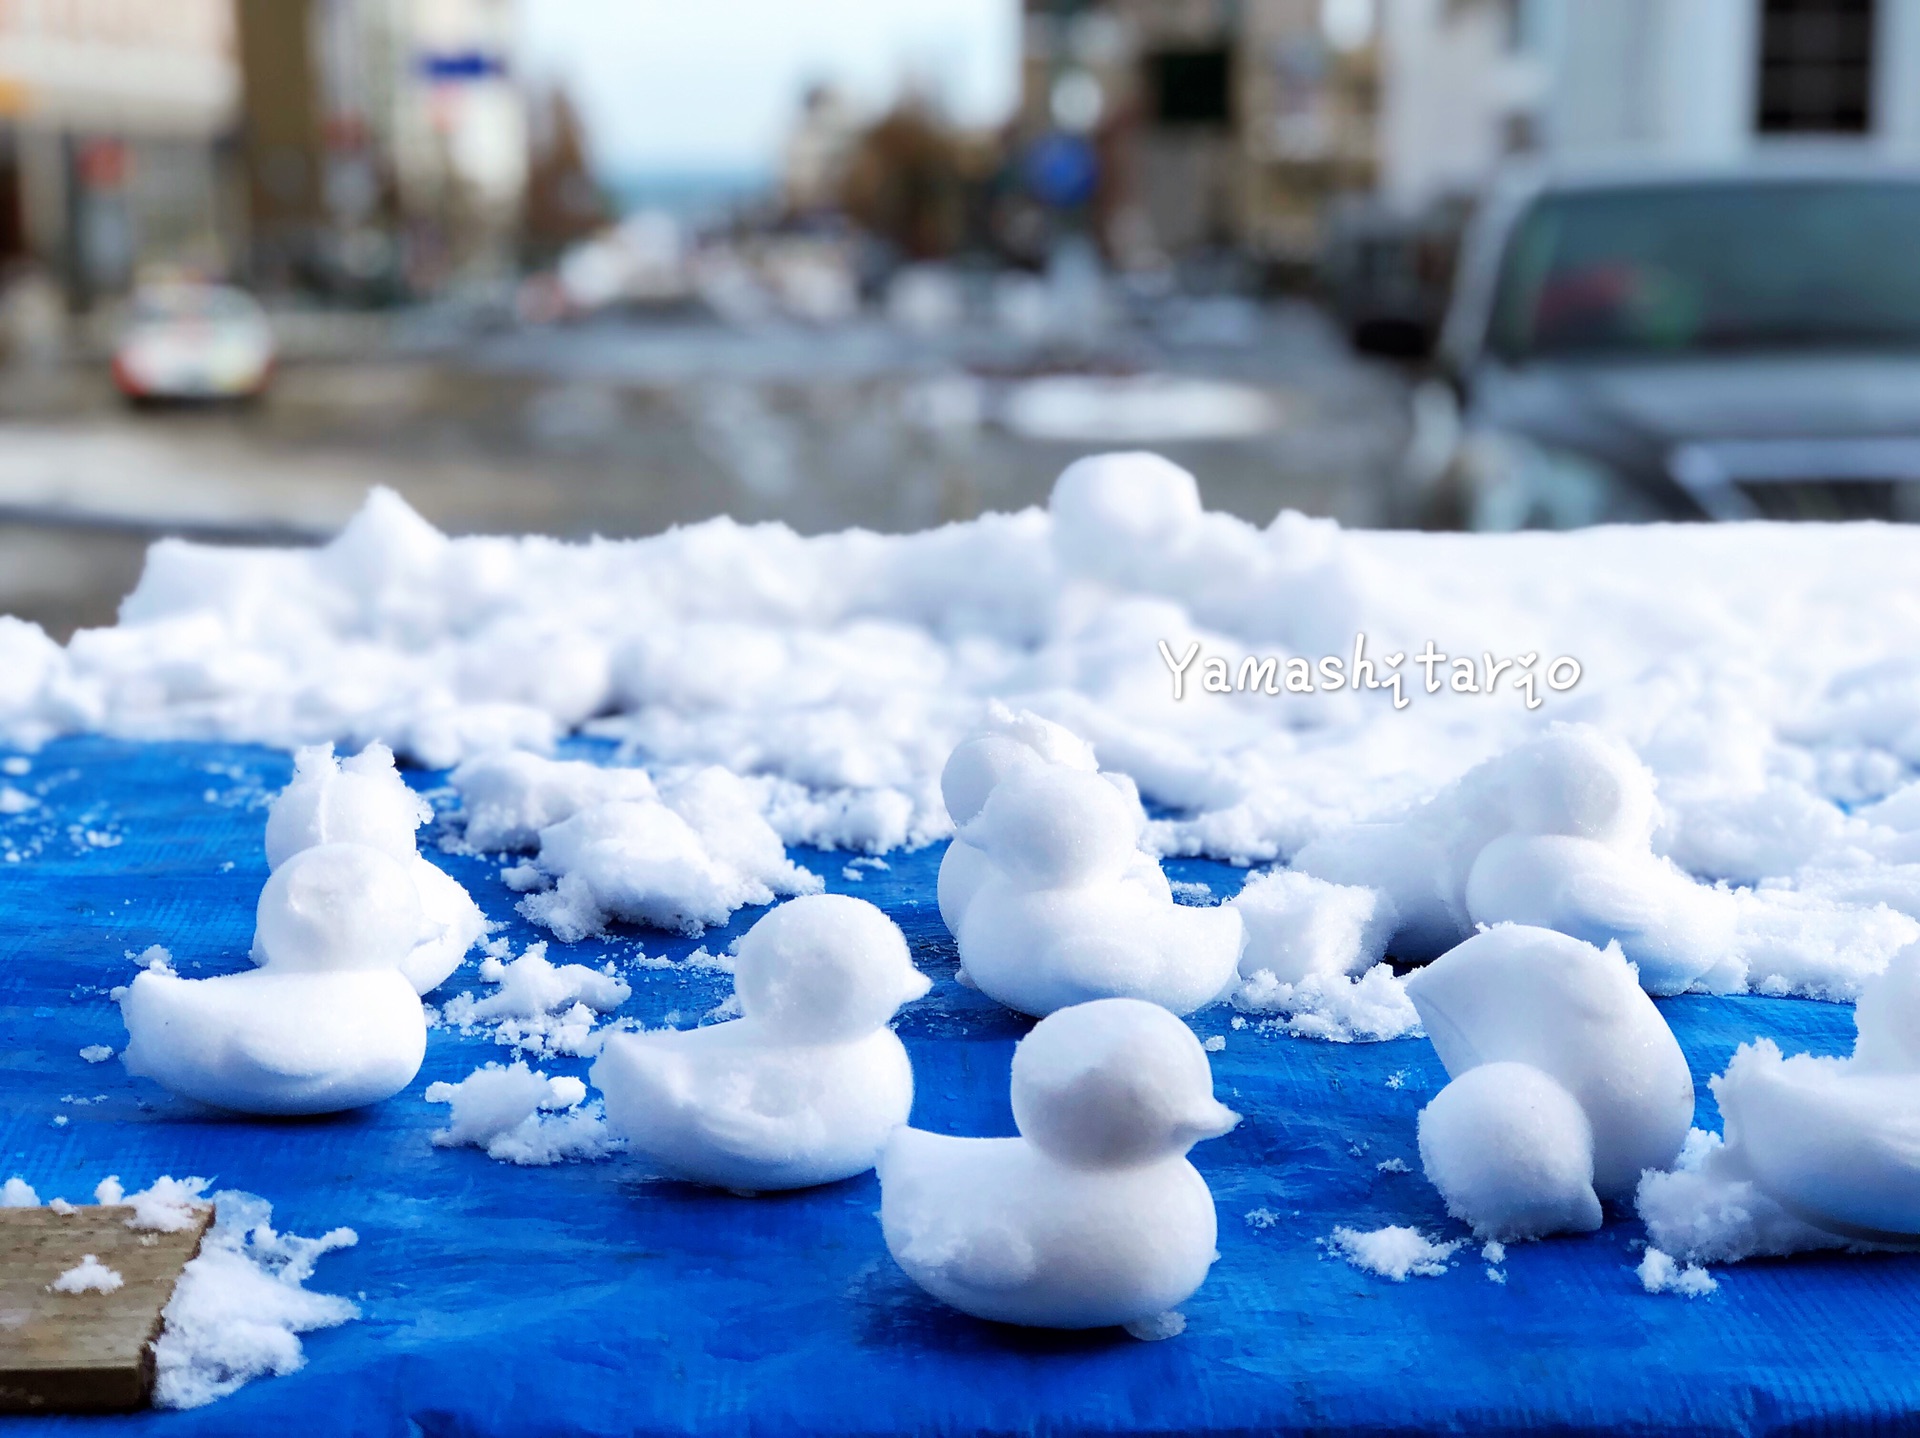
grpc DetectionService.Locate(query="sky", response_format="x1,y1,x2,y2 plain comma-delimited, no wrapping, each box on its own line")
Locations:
520,0,1022,180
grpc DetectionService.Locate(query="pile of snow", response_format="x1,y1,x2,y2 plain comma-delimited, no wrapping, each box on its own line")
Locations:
6,452,1920,1001
592,893,929,1191
452,753,819,940
1638,941,1920,1263
937,708,1242,1017
425,1060,615,1166
440,940,630,1057
1326,1225,1462,1281
1408,926,1694,1242
152,1187,359,1410
878,997,1237,1329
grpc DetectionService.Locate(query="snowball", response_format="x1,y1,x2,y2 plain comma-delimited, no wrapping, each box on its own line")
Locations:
1418,1062,1602,1241
1230,868,1394,984
1404,925,1694,1198
878,997,1234,1328
253,843,429,973
152,1189,358,1409
1327,1225,1462,1281
592,895,927,1191
1049,451,1204,585
50,1254,123,1294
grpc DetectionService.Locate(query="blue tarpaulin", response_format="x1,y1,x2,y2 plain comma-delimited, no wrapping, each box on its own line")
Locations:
1,737,1913,1436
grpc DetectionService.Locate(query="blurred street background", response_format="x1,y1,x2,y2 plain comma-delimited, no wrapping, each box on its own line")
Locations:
0,0,1907,634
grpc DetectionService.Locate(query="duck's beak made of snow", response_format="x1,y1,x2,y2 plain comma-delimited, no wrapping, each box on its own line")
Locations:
1181,1099,1241,1145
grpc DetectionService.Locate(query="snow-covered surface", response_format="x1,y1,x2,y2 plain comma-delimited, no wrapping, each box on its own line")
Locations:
6,454,1920,1007
879,998,1236,1328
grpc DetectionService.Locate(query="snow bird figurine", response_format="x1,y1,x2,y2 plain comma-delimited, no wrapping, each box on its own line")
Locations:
120,843,430,1114
878,997,1238,1334
260,741,486,995
953,764,1242,1017
590,893,930,1192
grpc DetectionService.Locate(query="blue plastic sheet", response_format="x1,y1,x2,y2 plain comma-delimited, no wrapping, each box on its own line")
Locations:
1,737,1914,1436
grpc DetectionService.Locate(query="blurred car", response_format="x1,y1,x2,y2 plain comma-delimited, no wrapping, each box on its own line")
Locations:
1419,162,1920,528
112,282,275,404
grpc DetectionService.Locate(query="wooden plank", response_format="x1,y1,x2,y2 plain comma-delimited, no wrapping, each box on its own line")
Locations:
0,1201,214,1414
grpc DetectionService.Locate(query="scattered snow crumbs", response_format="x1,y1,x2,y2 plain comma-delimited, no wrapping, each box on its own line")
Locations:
1,756,29,775
1637,1248,1719,1298
1328,1225,1463,1281
78,1044,113,1063
1482,1241,1507,1264
153,1188,359,1410
50,1255,123,1294
1203,1035,1226,1052
1376,1158,1410,1173
440,942,631,1058
1123,1311,1188,1341
1244,1208,1281,1230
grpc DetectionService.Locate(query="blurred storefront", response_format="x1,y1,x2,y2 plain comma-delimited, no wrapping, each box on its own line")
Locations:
0,1,241,312
236,0,528,302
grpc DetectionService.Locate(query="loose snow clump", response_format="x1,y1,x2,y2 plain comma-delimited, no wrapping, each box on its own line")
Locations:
152,1188,358,1410
426,1060,614,1165
440,941,630,1057
593,894,929,1190
1636,1248,1717,1297
1407,925,1693,1240
1327,1225,1462,1281
50,1254,123,1294
879,997,1237,1329
452,754,820,939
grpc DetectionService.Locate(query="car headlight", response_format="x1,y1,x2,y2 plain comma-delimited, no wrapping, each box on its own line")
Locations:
1454,430,1644,531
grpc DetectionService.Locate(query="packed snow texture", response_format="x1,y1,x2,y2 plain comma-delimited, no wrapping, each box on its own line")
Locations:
593,894,929,1191
1638,941,1920,1262
152,1186,359,1410
1326,1225,1463,1281
451,752,820,939
1408,926,1694,1237
49,1254,123,1294
938,711,1243,1017
120,843,427,1114
426,1060,615,1165
262,743,486,994
878,997,1237,1329
8,455,1920,1002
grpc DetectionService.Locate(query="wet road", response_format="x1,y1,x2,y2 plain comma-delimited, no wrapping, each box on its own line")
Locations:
0,299,1412,639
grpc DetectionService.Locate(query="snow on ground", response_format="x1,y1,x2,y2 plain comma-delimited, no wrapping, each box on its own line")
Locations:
1325,1225,1463,1280
7,453,1920,999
